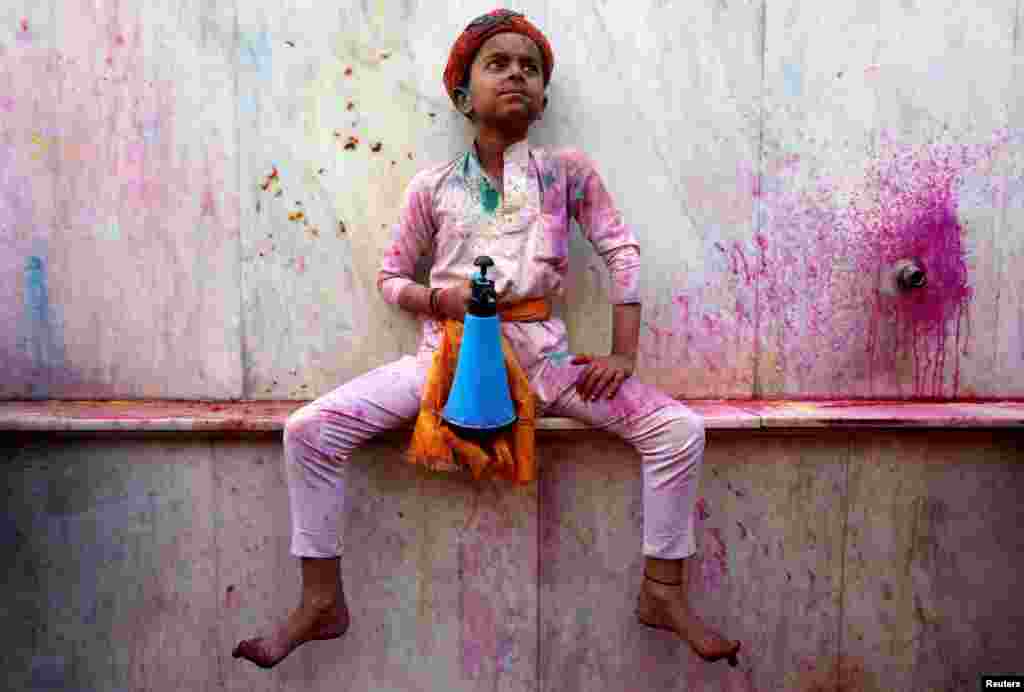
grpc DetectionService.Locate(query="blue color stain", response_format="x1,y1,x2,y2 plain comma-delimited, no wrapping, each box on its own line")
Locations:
29,656,66,690
239,92,258,115
240,31,273,80
140,118,160,142
496,635,516,672
25,256,49,324
782,62,803,99
0,514,21,551
37,478,156,629
22,255,64,394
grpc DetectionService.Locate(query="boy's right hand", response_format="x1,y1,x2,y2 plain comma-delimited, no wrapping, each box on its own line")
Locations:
437,282,473,322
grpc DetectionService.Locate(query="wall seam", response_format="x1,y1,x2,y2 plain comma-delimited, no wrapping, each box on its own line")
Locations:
233,0,248,400
752,0,768,399
209,438,227,689
836,432,853,687
48,0,60,399
1014,0,1021,53
536,476,542,692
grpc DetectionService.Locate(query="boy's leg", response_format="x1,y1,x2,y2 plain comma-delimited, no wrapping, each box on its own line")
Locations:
233,354,429,669
284,353,429,560
538,359,741,663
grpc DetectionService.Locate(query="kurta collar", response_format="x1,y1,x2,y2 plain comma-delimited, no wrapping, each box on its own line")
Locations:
468,136,532,213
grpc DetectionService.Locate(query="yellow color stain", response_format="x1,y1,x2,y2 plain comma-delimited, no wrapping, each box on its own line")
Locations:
786,402,823,413
31,132,52,160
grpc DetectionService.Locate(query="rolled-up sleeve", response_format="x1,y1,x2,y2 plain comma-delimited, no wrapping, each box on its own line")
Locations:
568,152,642,305
377,171,436,306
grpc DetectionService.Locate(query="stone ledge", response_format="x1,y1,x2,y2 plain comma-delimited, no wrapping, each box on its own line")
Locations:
0,399,1021,433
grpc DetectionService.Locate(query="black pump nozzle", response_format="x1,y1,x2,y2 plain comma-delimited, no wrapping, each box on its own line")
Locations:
468,256,498,317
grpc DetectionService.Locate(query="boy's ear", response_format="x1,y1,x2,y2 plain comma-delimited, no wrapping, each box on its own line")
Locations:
454,87,474,119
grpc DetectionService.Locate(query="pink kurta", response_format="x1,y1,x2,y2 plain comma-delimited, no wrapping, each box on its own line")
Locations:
283,136,705,561
377,137,641,392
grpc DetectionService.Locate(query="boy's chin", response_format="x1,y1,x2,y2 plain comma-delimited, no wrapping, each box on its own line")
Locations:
478,110,538,132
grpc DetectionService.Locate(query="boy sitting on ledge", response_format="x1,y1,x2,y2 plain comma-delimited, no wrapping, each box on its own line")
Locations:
233,8,741,669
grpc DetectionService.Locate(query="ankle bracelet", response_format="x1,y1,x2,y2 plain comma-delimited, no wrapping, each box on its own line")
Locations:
643,571,681,586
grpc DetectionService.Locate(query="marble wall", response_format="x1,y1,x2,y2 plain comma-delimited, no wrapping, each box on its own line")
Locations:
3,429,1021,690
2,0,1022,400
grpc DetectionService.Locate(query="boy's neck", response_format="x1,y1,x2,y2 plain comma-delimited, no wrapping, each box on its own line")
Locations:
474,126,527,186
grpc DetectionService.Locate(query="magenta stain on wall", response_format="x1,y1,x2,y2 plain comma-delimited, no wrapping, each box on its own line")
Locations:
699,526,729,592
17,18,33,44
696,496,710,520
648,130,1019,398
694,495,730,592
458,561,497,679
853,136,988,397
200,187,217,217
457,498,519,680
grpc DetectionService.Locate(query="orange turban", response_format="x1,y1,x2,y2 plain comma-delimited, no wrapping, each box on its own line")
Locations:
443,9,554,107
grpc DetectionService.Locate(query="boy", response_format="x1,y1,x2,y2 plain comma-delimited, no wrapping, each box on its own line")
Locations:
233,8,741,669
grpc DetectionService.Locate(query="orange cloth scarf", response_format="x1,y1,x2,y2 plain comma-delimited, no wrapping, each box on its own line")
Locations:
406,290,552,484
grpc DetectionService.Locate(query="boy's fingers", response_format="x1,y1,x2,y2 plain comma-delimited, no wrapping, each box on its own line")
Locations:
592,371,615,399
605,371,623,398
574,364,592,394
573,364,598,397
582,368,609,400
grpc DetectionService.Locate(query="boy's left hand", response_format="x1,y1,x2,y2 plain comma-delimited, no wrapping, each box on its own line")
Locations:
571,353,635,401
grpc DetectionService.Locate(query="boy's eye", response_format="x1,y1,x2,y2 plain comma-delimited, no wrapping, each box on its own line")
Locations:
487,58,539,74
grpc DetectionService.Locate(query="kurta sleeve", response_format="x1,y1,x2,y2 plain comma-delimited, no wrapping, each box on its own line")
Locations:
377,171,437,306
567,151,642,305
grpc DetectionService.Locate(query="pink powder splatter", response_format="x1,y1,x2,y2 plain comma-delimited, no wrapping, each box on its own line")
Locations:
700,526,729,592
649,130,1018,399
200,187,216,217
695,496,710,520
853,140,975,397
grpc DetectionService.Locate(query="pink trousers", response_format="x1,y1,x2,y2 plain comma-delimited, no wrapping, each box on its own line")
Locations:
283,351,705,560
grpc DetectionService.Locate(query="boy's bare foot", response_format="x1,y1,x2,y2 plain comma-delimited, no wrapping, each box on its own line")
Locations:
232,598,350,669
636,577,741,666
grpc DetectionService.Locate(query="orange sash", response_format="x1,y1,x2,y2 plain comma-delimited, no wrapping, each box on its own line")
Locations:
406,287,552,484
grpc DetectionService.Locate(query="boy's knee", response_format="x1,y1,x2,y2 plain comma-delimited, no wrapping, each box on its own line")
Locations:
669,404,705,451
284,404,321,449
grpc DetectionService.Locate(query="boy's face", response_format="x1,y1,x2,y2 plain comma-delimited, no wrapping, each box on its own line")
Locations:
461,32,546,130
